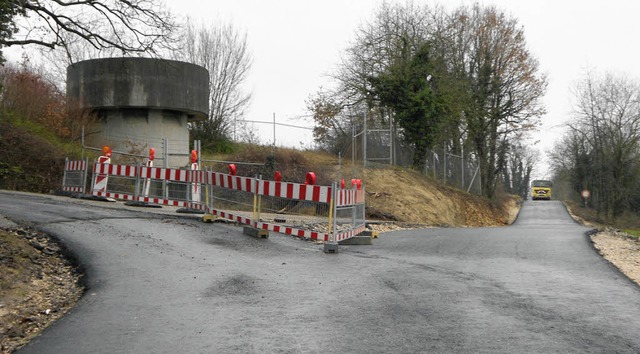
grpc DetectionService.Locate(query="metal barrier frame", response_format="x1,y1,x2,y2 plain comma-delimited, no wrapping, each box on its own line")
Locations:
62,158,89,193
87,161,366,243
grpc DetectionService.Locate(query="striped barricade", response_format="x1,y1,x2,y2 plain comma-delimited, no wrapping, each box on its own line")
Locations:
186,169,208,211
62,158,88,193
91,163,137,200
204,171,256,223
84,160,367,246
255,179,333,241
331,186,366,242
257,180,331,203
137,166,190,207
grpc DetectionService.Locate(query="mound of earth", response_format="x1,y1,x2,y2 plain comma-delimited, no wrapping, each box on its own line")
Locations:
0,223,83,353
364,167,519,227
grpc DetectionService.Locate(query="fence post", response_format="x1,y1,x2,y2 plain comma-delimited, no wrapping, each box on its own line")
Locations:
461,145,465,190
82,157,88,194
324,182,339,253
134,162,141,199
443,143,447,183
351,186,356,230
162,138,168,201
62,157,69,191
252,176,259,227
467,166,480,193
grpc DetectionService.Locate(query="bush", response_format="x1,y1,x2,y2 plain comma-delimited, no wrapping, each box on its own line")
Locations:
0,122,65,193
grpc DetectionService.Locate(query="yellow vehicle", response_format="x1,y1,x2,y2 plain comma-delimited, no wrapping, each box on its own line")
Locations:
531,180,552,200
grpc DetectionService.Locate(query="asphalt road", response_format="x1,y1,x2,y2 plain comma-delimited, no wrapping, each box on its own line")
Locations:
2,190,640,353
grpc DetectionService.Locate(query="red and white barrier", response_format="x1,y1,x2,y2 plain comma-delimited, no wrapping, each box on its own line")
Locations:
65,160,87,171
139,166,188,182
208,172,255,192
255,221,329,241
85,157,366,245
334,188,365,207
142,148,155,197
256,180,331,203
62,158,88,193
92,155,111,194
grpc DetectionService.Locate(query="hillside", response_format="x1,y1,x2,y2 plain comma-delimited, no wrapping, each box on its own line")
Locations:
363,167,519,227
220,146,520,228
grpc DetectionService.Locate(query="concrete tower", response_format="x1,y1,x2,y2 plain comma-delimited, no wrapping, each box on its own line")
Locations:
66,57,209,167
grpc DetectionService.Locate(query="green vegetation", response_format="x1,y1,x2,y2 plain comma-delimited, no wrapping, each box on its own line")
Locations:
0,62,90,193
308,2,546,199
565,200,640,235
624,230,640,238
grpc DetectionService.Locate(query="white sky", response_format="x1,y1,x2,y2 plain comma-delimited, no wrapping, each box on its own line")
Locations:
163,0,640,178
7,0,638,178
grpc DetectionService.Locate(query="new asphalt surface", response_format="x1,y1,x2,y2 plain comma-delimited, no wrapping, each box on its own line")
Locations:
2,190,640,353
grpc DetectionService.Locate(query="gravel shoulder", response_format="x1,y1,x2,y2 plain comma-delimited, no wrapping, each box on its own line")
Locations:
591,230,640,285
564,203,640,286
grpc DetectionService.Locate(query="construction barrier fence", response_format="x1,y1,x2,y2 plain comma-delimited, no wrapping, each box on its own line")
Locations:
71,157,366,243
62,158,89,193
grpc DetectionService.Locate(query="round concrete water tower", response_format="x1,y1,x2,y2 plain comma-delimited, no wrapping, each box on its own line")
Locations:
66,57,209,167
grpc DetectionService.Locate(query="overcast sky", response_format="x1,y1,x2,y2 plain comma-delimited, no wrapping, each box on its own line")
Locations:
7,0,635,178
163,0,640,177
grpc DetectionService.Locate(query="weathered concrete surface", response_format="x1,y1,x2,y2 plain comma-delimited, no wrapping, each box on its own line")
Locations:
66,58,209,167
67,58,209,119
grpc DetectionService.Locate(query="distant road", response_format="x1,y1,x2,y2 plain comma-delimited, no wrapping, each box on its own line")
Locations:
2,191,640,353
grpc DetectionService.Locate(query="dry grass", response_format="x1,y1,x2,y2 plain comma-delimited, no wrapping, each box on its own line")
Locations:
207,146,518,227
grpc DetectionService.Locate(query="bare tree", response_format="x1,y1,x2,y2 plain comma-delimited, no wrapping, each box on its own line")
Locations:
172,19,252,151
0,0,178,63
447,4,547,198
502,141,538,199
562,71,640,219
306,88,352,154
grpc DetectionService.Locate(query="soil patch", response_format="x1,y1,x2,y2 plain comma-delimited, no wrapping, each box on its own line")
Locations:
0,227,83,353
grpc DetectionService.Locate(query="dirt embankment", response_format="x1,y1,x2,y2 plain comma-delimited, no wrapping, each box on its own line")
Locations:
364,167,519,227
0,223,82,354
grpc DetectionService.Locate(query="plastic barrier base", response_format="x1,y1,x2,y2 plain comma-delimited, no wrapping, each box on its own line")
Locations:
243,226,269,239
176,207,205,214
323,242,339,253
202,214,217,223
338,235,372,246
124,201,162,208
361,230,379,238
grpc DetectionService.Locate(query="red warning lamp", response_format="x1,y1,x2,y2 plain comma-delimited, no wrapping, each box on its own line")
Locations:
190,150,198,164
305,172,316,185
228,164,237,176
